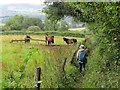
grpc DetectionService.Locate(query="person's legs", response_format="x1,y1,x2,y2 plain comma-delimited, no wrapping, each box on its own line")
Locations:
79,63,83,72
83,62,86,71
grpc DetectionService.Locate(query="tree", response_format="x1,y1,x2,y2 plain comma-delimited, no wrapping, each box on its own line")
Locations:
5,15,44,31
58,19,69,31
27,26,41,32
5,15,24,30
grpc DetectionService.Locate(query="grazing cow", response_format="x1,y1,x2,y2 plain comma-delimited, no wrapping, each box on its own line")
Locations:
45,34,54,45
24,35,31,43
63,37,77,45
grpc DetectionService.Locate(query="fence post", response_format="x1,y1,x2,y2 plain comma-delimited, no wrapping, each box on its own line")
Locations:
36,67,41,90
62,58,67,73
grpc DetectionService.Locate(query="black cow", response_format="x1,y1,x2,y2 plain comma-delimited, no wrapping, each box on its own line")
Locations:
63,37,77,44
25,35,31,43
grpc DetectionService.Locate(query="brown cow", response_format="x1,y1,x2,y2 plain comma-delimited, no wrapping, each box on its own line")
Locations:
45,34,54,45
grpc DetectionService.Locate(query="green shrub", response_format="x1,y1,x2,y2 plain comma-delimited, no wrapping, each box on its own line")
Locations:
27,26,41,32
82,37,119,88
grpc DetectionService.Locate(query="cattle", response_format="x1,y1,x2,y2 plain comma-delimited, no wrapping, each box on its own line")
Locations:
45,34,54,45
63,37,77,45
24,35,31,43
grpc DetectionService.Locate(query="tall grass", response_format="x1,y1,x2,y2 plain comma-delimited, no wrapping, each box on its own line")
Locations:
81,37,119,88
1,35,84,88
0,34,2,89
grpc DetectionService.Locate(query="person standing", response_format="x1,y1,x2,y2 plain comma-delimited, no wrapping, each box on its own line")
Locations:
76,44,88,72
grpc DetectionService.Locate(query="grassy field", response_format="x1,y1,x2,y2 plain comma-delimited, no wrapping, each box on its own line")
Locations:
1,35,84,88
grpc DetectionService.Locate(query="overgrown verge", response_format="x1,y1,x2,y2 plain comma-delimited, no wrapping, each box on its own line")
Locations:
81,37,119,88
2,40,83,88
40,2,120,88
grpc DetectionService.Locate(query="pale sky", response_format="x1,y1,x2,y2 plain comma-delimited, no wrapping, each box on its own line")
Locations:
0,0,45,5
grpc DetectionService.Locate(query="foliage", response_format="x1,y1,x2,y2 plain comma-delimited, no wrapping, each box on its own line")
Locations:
4,15,70,32
1,31,85,38
1,2,119,88
0,26,9,31
43,2,120,88
82,37,119,88
2,47,39,88
27,26,41,32
43,18,70,31
2,35,83,88
5,15,43,31
43,18,59,31
58,19,70,31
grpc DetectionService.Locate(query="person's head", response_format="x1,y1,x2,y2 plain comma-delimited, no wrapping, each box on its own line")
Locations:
79,44,85,49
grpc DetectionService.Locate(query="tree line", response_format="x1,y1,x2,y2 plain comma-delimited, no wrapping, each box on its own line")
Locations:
1,15,70,32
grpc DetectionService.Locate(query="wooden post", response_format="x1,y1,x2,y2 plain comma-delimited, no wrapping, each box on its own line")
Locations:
62,58,67,73
36,67,41,90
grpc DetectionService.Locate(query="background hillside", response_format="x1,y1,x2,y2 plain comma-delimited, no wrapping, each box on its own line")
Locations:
0,4,84,28
0,4,46,25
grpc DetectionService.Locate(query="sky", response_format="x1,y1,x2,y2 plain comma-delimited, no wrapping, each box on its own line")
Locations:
0,0,117,5
0,0,45,5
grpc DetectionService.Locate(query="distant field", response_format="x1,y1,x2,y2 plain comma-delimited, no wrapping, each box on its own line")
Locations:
1,35,84,88
68,27,86,31
1,31,85,38
1,35,83,45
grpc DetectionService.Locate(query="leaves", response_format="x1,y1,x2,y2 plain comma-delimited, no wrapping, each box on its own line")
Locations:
5,15,43,31
43,2,119,88
19,65,25,72
7,47,40,88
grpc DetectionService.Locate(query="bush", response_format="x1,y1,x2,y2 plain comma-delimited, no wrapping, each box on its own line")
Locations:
27,26,41,32
82,37,119,88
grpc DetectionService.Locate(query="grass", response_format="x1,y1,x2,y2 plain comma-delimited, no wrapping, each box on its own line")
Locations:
68,27,86,31
0,36,2,89
1,35,84,88
81,37,119,88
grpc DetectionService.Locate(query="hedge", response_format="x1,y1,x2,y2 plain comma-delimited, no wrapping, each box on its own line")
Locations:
1,31,85,38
